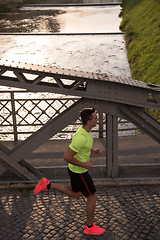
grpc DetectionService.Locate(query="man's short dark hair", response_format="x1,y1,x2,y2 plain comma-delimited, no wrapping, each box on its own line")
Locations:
80,108,95,125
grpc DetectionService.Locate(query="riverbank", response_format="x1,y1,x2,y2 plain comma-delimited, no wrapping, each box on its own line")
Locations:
0,0,121,13
0,0,38,13
0,0,23,12
120,0,160,85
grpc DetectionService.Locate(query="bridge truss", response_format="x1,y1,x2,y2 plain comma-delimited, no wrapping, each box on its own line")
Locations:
0,60,159,181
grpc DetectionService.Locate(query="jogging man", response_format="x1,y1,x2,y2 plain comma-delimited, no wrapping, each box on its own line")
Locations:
34,108,105,235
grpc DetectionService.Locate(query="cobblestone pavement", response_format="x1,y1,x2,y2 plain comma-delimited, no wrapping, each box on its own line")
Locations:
0,184,160,240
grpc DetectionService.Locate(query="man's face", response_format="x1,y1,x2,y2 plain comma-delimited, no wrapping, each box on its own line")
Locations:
90,112,98,127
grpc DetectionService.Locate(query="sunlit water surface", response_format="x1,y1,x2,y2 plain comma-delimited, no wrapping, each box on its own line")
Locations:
0,3,133,139
21,6,122,33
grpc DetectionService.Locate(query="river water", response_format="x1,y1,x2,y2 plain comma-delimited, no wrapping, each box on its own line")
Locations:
0,3,130,78
0,2,133,140
0,4,122,33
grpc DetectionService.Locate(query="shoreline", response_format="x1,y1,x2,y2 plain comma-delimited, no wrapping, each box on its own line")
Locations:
0,0,23,12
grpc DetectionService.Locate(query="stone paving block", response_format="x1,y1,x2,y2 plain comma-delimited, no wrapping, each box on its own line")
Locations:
1,185,160,239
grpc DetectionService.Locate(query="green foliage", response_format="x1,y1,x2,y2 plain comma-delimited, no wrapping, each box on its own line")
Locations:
120,0,160,85
121,0,160,121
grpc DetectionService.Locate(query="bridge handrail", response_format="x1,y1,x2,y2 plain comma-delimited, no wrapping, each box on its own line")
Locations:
0,90,137,142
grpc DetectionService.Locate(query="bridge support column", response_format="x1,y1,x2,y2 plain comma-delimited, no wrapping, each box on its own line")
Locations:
106,114,118,178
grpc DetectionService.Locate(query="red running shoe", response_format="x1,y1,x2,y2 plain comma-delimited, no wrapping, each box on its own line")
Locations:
84,223,105,235
34,177,50,195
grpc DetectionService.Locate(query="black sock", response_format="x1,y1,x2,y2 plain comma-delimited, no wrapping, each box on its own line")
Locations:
87,224,93,228
47,182,51,190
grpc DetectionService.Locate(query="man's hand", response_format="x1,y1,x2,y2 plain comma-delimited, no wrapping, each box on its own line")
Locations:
92,148,102,155
84,160,93,170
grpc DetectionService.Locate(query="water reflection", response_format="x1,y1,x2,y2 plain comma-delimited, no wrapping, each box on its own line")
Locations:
0,35,130,78
56,6,121,33
0,10,62,33
0,6,121,33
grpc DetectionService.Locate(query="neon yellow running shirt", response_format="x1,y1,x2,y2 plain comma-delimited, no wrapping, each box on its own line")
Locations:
68,125,93,173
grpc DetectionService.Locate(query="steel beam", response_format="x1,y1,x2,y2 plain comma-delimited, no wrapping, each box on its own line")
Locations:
79,98,123,118
120,105,160,143
0,60,159,110
9,98,84,162
0,149,38,180
0,98,84,179
112,116,118,178
0,61,159,180
106,115,118,178
0,98,122,179
106,115,113,177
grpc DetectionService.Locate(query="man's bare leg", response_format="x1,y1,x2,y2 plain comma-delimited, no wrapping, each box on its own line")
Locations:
86,194,96,226
50,183,81,199
52,184,97,226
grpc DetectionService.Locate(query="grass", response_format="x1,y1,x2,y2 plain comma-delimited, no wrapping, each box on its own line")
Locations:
120,0,160,85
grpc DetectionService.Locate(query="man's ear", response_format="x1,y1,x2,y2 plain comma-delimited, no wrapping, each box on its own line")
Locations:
87,119,91,125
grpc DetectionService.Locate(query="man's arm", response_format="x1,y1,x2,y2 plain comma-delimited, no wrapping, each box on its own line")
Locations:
64,147,92,170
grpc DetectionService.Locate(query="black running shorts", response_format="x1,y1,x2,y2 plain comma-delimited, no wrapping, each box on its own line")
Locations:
68,168,96,197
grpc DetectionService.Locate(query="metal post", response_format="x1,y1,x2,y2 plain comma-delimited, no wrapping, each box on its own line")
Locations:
106,114,118,178
10,92,18,143
106,114,112,177
112,116,118,178
99,112,103,138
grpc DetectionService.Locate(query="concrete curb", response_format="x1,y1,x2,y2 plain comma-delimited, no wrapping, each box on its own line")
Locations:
1,178,160,190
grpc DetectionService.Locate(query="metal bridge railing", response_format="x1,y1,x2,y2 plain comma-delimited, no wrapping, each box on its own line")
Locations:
0,90,137,142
